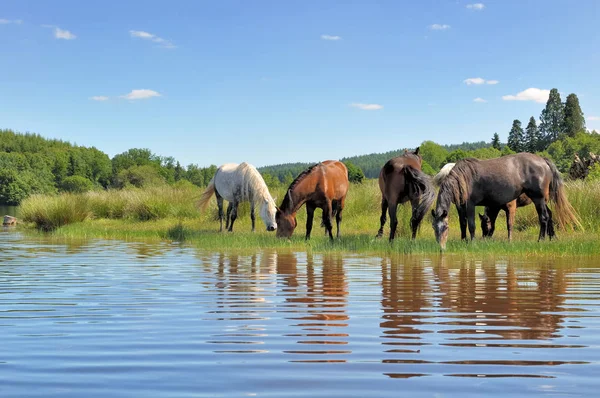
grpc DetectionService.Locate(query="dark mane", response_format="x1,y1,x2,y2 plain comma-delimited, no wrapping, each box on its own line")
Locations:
280,162,322,212
438,158,479,206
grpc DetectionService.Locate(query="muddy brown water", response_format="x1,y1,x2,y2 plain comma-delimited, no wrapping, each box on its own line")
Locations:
0,231,598,397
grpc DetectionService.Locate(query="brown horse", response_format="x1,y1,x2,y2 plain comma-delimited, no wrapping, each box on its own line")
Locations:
432,153,581,250
276,160,349,240
376,148,436,241
479,194,533,240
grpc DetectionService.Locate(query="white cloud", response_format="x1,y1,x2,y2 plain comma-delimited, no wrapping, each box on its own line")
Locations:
466,3,485,10
41,25,76,40
502,88,550,104
464,77,499,85
321,34,341,41
350,103,383,111
430,24,451,30
587,116,600,121
90,96,109,101
473,97,487,103
55,27,76,40
0,19,23,24
120,89,161,100
130,30,176,48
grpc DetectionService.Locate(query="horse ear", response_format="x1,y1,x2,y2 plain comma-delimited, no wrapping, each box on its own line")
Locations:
287,189,293,208
414,147,420,155
478,213,484,220
441,210,448,218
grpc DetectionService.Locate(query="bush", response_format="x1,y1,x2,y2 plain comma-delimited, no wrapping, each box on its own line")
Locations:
113,165,166,188
345,161,365,184
60,175,94,193
20,194,91,231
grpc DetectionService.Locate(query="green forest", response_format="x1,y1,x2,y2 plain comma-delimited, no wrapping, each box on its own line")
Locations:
1,89,599,206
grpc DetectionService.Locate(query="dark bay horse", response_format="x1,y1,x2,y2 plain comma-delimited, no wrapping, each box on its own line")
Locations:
479,194,533,240
276,160,349,240
376,148,436,241
431,153,581,249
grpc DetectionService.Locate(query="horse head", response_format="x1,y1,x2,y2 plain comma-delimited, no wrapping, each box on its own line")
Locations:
431,208,449,250
275,208,297,238
479,212,492,237
260,197,277,231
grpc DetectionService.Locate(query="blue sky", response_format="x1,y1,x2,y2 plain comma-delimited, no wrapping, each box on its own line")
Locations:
1,0,599,167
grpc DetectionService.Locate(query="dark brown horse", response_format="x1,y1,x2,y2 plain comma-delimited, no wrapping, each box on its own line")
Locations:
479,194,533,240
276,160,349,240
376,148,436,241
432,153,581,250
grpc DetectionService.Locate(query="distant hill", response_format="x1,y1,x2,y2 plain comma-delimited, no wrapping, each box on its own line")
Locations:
258,141,494,181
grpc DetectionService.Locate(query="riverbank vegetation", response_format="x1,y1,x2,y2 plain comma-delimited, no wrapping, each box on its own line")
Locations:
18,179,600,255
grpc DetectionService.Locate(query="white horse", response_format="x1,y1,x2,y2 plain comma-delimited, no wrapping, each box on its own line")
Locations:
433,163,455,186
198,162,278,232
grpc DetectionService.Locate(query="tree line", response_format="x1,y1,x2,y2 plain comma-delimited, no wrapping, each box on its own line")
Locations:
2,88,598,205
0,129,218,205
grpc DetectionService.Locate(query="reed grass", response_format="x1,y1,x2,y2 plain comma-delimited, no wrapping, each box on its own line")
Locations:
18,179,600,255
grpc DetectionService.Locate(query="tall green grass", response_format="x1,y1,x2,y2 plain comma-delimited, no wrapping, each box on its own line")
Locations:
18,179,600,255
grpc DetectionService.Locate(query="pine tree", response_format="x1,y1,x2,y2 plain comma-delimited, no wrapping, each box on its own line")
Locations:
174,161,184,181
523,116,540,153
563,93,585,137
507,119,524,152
491,133,501,150
539,88,564,148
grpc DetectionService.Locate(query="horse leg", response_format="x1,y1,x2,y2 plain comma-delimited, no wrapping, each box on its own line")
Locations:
546,205,555,240
457,205,468,241
376,198,388,238
409,197,423,240
323,200,334,241
533,198,549,241
388,202,399,242
228,201,239,232
216,195,224,232
250,200,256,232
467,203,476,241
225,202,232,230
336,197,345,238
506,203,516,242
305,202,316,240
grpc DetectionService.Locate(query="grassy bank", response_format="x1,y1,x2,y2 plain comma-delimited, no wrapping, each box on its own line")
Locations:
18,180,600,256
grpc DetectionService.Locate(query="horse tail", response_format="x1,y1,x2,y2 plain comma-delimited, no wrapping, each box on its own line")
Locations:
543,157,582,231
404,165,436,224
198,178,216,211
433,163,455,186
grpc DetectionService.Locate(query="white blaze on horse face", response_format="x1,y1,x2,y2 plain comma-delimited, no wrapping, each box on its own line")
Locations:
433,217,449,249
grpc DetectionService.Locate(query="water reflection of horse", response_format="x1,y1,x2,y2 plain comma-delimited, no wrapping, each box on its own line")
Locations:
198,162,278,232
432,153,581,249
433,258,569,341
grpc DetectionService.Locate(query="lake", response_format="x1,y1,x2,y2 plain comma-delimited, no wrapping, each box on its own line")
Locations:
0,231,598,397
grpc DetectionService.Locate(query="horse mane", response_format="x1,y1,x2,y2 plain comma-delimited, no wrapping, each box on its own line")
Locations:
280,162,321,212
237,162,275,206
438,158,479,205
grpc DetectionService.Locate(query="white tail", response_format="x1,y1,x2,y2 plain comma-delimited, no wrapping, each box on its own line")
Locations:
433,163,456,186
197,178,215,211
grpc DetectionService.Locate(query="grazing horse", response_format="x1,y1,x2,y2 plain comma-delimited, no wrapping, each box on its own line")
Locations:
431,153,581,250
198,162,277,232
276,160,349,240
376,148,436,241
435,162,534,240
479,194,533,240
